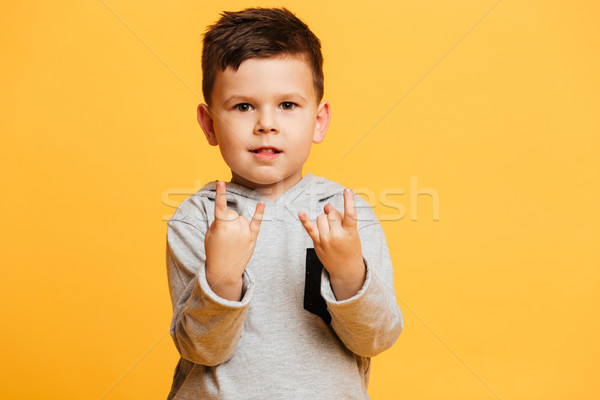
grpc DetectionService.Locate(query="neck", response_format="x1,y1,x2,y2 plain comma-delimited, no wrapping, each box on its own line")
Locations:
230,172,303,202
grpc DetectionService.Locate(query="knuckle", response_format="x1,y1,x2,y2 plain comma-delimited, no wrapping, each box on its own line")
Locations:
329,231,342,242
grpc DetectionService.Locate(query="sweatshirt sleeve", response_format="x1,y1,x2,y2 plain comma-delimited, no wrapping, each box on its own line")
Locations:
319,198,404,358
166,218,255,366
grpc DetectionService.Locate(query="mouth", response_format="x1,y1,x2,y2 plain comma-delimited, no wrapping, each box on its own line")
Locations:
249,146,282,154
249,146,282,160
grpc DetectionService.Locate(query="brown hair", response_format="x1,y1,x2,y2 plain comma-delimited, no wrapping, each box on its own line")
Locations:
201,7,324,107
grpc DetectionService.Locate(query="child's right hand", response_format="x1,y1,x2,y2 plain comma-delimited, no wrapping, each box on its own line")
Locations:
204,181,265,301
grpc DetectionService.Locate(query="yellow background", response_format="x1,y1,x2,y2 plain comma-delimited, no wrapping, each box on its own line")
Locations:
1,1,599,399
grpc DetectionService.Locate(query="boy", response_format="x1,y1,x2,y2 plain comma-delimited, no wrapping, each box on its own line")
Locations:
166,7,403,399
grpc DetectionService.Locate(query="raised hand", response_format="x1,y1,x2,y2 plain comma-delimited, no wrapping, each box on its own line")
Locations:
204,181,265,301
298,188,367,300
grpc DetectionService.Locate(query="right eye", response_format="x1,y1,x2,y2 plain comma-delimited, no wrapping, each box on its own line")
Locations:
234,103,253,112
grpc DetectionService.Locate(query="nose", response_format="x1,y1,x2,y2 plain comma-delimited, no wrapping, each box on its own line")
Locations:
254,108,279,134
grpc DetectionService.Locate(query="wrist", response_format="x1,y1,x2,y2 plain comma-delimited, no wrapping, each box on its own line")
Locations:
328,259,367,301
205,268,244,301
328,257,366,282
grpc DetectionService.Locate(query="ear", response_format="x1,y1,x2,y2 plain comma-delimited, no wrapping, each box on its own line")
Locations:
312,100,331,144
197,104,219,146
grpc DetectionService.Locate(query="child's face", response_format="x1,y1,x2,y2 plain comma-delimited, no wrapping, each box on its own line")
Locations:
197,55,331,197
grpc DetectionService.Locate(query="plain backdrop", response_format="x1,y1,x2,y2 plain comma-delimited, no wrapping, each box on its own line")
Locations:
1,1,599,399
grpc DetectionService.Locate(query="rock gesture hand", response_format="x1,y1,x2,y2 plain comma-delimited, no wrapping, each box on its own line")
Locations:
204,181,265,301
298,188,366,300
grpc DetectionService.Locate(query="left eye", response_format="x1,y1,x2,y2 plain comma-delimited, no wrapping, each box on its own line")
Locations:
281,102,296,110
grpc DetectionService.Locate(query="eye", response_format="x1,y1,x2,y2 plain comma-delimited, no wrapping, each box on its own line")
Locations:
281,102,297,110
234,103,253,112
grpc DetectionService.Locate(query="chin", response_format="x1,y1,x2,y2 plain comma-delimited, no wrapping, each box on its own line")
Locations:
250,175,283,187
233,172,281,187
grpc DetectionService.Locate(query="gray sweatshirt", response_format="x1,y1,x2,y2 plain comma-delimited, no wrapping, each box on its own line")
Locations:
166,172,403,399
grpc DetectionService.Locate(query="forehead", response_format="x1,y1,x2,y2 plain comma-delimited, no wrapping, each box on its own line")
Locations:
212,55,316,103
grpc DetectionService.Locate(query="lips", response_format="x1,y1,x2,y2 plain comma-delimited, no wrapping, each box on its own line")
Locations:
249,146,282,160
250,146,282,154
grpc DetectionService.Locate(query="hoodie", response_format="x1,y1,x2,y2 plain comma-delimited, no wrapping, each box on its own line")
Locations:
166,172,403,400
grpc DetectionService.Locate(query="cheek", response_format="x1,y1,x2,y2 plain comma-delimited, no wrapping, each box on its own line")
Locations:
215,133,246,163
215,122,246,148
292,138,314,162
215,115,248,137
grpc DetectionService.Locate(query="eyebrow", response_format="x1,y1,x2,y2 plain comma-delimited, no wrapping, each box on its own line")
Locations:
224,93,307,104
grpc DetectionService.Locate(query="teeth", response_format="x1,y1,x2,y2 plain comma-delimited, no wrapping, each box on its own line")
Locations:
255,148,277,153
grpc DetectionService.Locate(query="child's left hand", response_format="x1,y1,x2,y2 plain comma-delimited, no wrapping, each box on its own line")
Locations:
298,188,367,300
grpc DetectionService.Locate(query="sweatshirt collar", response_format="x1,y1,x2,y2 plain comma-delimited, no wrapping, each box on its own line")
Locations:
197,172,335,204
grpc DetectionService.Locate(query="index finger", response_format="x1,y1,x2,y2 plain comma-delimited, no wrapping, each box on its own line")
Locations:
214,181,228,221
342,188,357,229
249,201,265,237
